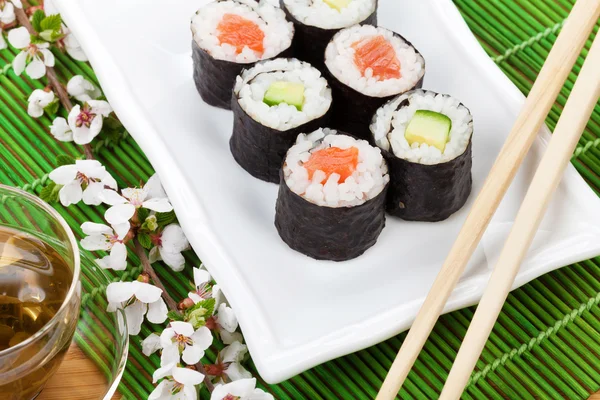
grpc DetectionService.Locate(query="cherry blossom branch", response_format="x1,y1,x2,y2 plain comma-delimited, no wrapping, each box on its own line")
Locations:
133,238,214,391
14,7,95,161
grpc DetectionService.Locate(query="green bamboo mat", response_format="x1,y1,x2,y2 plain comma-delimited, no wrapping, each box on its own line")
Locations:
1,0,600,398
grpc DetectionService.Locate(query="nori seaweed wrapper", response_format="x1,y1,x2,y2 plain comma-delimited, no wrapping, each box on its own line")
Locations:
378,142,472,222
279,0,377,71
230,59,332,183
275,170,388,261
324,31,424,141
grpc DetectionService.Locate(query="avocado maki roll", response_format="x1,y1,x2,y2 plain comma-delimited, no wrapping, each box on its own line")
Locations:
231,58,333,183
324,25,425,140
275,128,389,261
191,0,294,109
280,0,377,70
370,89,474,222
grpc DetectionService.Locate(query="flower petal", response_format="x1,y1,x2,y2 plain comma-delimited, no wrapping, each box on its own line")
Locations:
76,159,104,178
141,333,162,356
144,174,168,199
153,362,176,383
142,198,173,213
160,343,180,367
148,380,167,400
146,299,168,324
191,326,213,350
0,34,7,51
80,234,110,251
224,362,252,382
211,379,256,399
182,343,204,365
59,180,83,206
12,51,26,76
99,189,128,205
40,48,55,67
159,249,185,272
170,321,194,337
81,221,112,236
217,304,238,333
193,267,211,288
148,246,161,263
124,300,147,336
67,104,81,130
82,182,104,206
132,281,163,303
113,222,131,240
50,117,73,142
106,281,136,303
86,111,103,141
220,330,244,345
221,341,247,364
48,165,78,185
101,172,118,190
89,100,113,116
108,242,128,270
25,57,46,79
27,102,44,118
0,3,15,25
105,203,136,225
161,224,190,253
7,26,29,48
172,367,205,386
11,0,23,8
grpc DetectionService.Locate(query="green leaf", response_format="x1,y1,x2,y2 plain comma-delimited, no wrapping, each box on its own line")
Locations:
39,30,54,42
156,210,176,228
56,154,76,166
103,116,123,130
44,99,60,116
137,233,153,250
184,297,215,320
31,10,46,33
30,35,46,45
167,311,184,322
50,30,65,42
40,182,62,203
40,14,62,32
137,207,150,223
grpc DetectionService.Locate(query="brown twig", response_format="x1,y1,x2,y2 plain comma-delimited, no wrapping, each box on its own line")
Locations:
133,239,214,391
14,7,95,160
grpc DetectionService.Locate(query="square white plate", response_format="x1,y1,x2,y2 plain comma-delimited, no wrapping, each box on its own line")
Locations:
55,0,600,383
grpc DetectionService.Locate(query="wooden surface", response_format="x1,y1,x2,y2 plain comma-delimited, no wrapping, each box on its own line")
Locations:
38,344,120,400
375,0,600,398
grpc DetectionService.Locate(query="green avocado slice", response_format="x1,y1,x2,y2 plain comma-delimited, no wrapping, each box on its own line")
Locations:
263,81,305,111
404,110,452,153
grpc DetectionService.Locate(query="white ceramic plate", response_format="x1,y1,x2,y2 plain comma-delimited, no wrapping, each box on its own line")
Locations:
55,0,600,383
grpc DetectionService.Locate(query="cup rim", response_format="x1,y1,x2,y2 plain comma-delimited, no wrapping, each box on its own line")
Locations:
0,184,81,356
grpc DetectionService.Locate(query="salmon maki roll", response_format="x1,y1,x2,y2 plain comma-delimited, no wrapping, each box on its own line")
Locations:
275,128,389,261
324,25,425,140
191,0,294,109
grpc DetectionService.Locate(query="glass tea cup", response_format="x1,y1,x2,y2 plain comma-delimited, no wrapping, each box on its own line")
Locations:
0,184,81,400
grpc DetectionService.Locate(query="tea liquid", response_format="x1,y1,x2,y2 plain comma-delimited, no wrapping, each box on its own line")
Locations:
0,227,73,399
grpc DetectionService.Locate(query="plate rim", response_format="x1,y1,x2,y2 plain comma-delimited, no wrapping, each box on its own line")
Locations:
53,0,600,384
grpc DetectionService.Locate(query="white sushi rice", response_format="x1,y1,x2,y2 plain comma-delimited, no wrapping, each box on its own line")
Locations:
282,0,375,30
371,90,473,165
234,58,332,130
324,25,425,97
191,0,293,63
284,128,389,207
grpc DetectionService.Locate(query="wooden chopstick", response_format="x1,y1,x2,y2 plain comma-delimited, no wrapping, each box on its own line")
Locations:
376,1,600,398
438,21,600,400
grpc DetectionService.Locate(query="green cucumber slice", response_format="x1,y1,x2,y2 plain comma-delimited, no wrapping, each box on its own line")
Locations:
263,81,305,111
404,110,452,152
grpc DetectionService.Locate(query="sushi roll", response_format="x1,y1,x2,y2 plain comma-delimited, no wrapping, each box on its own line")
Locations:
324,25,425,140
191,0,294,109
231,58,333,183
370,89,474,222
280,0,377,70
275,128,389,261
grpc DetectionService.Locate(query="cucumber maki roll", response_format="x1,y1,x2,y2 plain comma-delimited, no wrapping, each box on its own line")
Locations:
275,128,389,261
370,89,474,222
191,0,294,109
324,25,425,140
280,0,377,70
231,58,333,183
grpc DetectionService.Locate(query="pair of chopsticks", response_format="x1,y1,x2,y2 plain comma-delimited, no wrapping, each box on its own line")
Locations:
377,0,600,398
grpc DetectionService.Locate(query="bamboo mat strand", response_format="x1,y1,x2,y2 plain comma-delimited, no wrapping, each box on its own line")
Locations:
2,0,600,398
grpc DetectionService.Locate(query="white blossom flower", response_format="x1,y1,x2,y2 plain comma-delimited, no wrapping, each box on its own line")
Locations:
8,27,55,79
160,321,213,366
142,333,162,356
106,280,168,336
80,221,130,271
62,26,88,61
148,224,190,272
67,75,100,102
0,0,21,25
211,378,273,400
210,303,242,345
205,342,251,384
100,176,173,225
188,267,213,304
49,160,117,206
50,117,73,142
151,363,204,400
67,100,112,144
27,89,55,118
